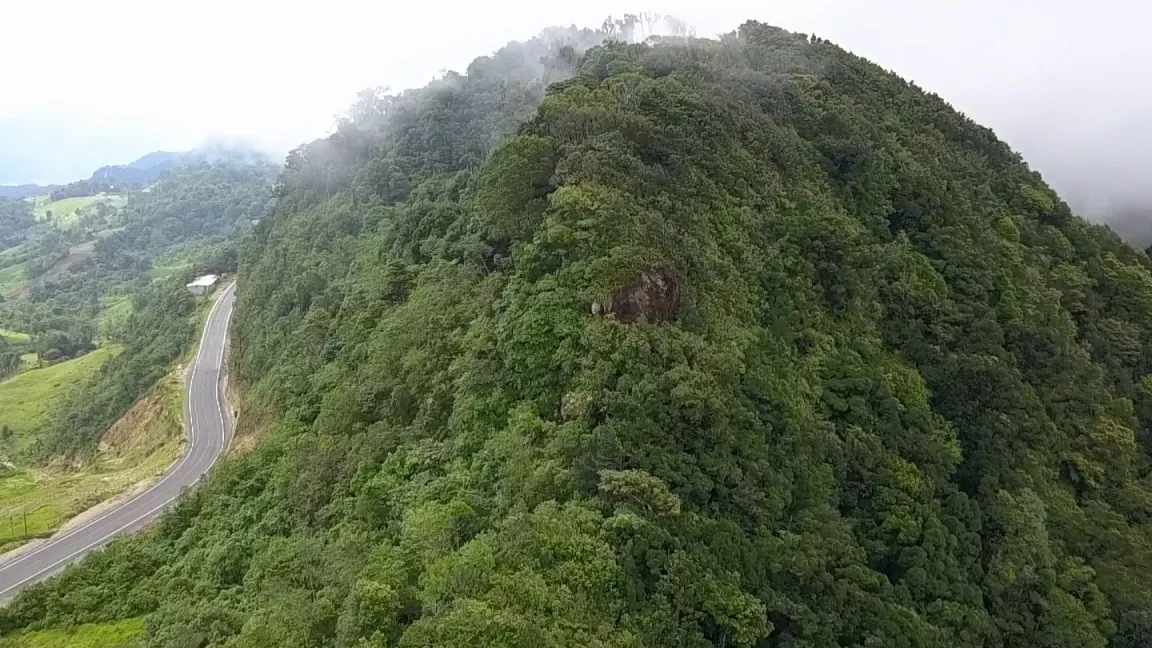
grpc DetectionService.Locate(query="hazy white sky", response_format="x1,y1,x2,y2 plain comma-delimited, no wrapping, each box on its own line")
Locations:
1,0,1149,214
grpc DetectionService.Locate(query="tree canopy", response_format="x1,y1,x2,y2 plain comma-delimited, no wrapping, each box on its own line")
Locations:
5,20,1152,648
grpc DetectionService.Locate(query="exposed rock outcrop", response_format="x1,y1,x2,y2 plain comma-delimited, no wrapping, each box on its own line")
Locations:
591,268,680,324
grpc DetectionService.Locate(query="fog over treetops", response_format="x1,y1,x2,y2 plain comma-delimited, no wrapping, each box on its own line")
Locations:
0,1,1148,236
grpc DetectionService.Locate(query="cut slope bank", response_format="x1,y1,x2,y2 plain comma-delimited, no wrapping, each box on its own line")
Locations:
0,366,183,555
5,20,1152,648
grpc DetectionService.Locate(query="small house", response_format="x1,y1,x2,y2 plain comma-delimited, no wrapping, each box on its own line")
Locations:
186,274,220,295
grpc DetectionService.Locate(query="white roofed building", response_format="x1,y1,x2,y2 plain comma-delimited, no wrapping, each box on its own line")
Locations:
186,274,220,295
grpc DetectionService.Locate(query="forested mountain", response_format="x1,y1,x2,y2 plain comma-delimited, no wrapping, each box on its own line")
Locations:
0,149,176,200
8,19,1152,648
103,161,276,265
89,150,224,189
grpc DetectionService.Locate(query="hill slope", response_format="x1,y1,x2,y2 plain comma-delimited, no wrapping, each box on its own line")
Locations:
6,21,1152,648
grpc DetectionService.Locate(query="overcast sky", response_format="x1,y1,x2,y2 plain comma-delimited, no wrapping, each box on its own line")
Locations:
1,0,1147,217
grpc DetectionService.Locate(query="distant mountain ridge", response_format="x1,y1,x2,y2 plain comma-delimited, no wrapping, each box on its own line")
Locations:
89,151,186,187
0,183,58,200
127,151,185,170
0,147,274,200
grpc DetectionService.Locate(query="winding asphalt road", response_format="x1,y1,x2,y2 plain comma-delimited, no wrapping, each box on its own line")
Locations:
0,281,236,600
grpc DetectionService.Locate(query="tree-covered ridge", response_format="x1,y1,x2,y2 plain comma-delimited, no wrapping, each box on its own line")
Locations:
103,161,276,269
6,20,1152,647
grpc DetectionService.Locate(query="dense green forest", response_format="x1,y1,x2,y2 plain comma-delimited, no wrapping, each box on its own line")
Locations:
107,162,274,269
8,19,1152,647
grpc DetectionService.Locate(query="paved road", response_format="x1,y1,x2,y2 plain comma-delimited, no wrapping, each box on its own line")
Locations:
0,282,237,600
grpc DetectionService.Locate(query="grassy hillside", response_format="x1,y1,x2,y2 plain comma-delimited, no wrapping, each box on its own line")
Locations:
0,243,29,266
0,368,184,551
29,195,124,227
97,294,133,341
0,240,33,296
0,262,25,295
8,19,1152,648
0,346,121,447
0,329,29,344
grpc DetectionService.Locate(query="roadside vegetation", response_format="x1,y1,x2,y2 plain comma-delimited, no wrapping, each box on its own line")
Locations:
0,369,183,551
0,617,142,648
0,263,25,295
